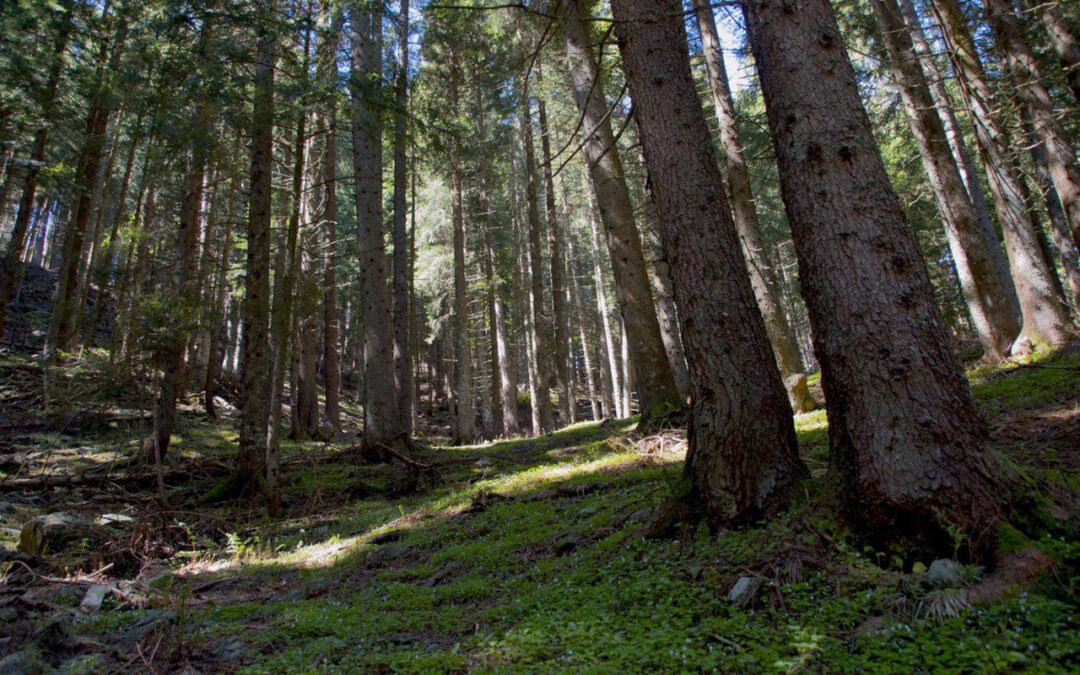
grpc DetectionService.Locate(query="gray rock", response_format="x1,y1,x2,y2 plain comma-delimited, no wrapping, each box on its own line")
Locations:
209,636,246,661
474,457,492,467
727,576,763,608
96,513,134,527
18,513,105,557
0,650,51,675
126,610,178,642
926,559,963,588
80,585,110,613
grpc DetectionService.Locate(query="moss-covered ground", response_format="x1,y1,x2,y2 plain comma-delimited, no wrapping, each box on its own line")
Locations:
1,352,1078,672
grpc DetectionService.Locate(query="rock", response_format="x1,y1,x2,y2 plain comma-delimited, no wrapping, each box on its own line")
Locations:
785,373,817,414
727,576,763,608
0,650,49,675
125,610,178,642
926,559,963,588
80,585,110,613
0,501,13,514
19,513,106,557
96,513,134,527
209,636,246,661
474,457,492,467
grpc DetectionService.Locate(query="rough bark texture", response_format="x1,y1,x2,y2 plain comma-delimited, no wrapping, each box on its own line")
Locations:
638,202,692,401
871,0,1020,361
352,5,405,452
557,0,681,425
612,0,805,525
744,0,1005,558
692,0,814,405
448,57,475,446
984,0,1080,269
1031,0,1080,105
896,0,1018,317
931,0,1073,351
520,83,553,434
537,92,574,426
392,0,412,434
585,186,618,418
236,27,276,491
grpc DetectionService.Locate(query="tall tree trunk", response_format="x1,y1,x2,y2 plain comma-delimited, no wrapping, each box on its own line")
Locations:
205,143,240,418
537,87,574,426
557,0,681,426
448,56,475,445
481,162,519,436
0,7,71,337
612,0,805,526
236,22,276,492
566,229,600,420
1021,106,1080,312
931,0,1074,351
392,0,412,434
318,7,342,430
744,0,1005,558
692,0,816,405
870,0,1020,361
520,80,553,434
1030,0,1080,105
48,12,127,360
585,185,618,418
897,0,1018,316
352,3,405,453
984,0,1080,256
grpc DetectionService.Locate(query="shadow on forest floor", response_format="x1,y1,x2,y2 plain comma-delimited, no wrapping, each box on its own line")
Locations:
1,350,1079,672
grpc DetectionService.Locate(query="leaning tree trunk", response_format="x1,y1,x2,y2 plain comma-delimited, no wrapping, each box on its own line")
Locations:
1029,0,1080,105
931,0,1074,351
984,0,1080,257
744,0,1006,560
352,5,405,453
870,0,1020,361
692,0,815,407
897,0,1018,316
557,0,681,426
611,0,805,526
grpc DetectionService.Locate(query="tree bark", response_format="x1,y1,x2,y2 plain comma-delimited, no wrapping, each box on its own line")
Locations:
537,90,574,427
931,0,1074,351
612,0,805,526
870,0,1020,361
692,0,816,404
557,0,681,426
236,23,276,492
352,3,405,453
584,184,619,418
392,0,412,434
205,143,240,418
744,0,1005,558
0,5,71,337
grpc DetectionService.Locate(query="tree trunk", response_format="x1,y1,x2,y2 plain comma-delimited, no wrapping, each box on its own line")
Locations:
931,0,1074,351
205,145,240,418
352,3,405,453
537,88,574,426
520,79,553,434
236,24,276,492
0,7,70,337
744,0,1006,559
585,185,618,418
566,229,600,421
1030,0,1080,105
896,0,1018,317
984,0,1080,258
47,13,127,360
870,0,1020,361
448,58,475,446
392,0,412,434
557,0,681,426
692,0,816,405
612,0,805,525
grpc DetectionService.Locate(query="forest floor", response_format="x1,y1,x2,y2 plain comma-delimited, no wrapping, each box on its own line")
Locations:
1,351,1079,673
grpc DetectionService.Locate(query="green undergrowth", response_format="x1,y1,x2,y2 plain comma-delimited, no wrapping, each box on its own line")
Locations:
12,353,1080,672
